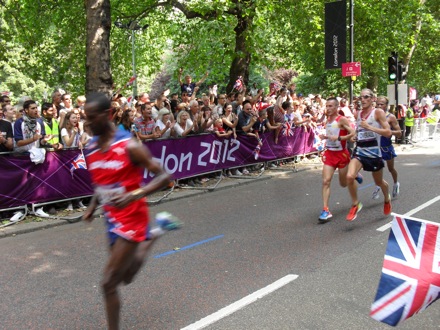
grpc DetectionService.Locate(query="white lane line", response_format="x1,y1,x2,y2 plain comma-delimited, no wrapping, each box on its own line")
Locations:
376,195,440,232
181,274,299,330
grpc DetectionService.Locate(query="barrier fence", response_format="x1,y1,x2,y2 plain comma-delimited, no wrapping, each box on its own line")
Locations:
0,128,317,212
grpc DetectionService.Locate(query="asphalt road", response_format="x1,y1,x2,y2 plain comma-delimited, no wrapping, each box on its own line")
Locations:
0,141,439,330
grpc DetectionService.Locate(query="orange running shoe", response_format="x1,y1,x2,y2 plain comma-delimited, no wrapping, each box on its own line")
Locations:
346,202,363,221
384,195,392,215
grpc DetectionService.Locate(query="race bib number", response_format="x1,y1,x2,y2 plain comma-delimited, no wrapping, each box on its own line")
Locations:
326,139,339,148
357,130,375,141
95,185,126,204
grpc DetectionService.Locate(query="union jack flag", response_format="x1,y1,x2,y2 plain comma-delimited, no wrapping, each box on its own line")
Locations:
370,214,440,326
125,75,136,87
282,121,294,136
233,76,243,92
313,128,326,151
70,152,87,175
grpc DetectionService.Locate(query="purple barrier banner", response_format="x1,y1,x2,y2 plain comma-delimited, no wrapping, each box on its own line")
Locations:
144,127,316,180
0,128,316,210
0,150,93,209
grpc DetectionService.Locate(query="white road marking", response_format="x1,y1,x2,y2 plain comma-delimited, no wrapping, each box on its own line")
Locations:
181,274,299,330
376,195,440,232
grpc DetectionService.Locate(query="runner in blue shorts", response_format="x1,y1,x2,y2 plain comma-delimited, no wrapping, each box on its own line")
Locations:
371,96,402,200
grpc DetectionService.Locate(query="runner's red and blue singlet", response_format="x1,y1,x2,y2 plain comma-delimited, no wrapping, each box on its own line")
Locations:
85,130,149,244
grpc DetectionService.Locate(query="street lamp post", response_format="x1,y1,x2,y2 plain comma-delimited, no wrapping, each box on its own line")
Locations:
114,20,148,100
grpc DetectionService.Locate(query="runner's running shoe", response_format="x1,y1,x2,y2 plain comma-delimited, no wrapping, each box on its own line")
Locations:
392,182,400,198
372,186,381,200
155,212,182,231
346,202,363,221
355,173,363,184
319,209,333,221
384,195,392,215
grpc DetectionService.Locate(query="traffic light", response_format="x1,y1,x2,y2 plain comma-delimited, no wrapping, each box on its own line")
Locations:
398,62,407,81
388,52,398,81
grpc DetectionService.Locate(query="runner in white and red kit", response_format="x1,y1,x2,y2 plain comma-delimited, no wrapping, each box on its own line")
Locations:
318,98,357,221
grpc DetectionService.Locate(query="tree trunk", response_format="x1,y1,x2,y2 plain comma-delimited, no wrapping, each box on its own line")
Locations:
226,13,252,94
85,0,113,96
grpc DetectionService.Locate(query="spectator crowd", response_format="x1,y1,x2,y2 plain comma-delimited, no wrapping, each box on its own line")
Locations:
1,73,439,189
1,73,439,155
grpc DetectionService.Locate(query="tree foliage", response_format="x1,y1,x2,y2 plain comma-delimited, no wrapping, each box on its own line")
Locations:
0,0,439,103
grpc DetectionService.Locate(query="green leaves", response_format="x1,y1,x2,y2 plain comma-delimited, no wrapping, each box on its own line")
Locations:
1,0,438,100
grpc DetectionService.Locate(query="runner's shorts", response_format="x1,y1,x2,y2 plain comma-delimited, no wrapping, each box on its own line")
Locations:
103,199,150,246
353,155,385,172
381,145,397,161
322,149,350,169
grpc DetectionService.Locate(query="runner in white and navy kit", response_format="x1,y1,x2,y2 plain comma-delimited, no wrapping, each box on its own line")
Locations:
345,89,392,221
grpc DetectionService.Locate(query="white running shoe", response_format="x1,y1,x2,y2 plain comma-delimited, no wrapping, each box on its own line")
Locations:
392,182,400,198
66,202,74,211
233,169,243,176
35,208,50,218
10,211,24,222
372,186,381,200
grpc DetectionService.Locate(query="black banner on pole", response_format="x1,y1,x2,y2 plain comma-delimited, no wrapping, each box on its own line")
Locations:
325,1,347,69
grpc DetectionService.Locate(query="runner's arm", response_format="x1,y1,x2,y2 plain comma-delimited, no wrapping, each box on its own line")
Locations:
109,139,171,208
388,114,402,138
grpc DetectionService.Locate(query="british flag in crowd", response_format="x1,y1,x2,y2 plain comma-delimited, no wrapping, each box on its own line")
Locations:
282,120,294,137
125,75,136,87
233,76,243,92
370,214,440,326
313,127,326,152
70,152,87,175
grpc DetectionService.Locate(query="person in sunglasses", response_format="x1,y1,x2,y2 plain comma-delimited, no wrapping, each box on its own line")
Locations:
345,89,392,221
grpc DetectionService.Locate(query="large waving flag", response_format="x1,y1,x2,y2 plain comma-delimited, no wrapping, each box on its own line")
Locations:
370,214,440,326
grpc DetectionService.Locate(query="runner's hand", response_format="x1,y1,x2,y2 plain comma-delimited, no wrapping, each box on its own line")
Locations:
109,193,137,209
82,206,96,222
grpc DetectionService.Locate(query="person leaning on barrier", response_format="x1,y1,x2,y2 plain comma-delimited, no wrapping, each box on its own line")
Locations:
174,110,194,137
188,99,201,133
134,103,160,141
61,111,83,148
154,108,175,138
222,103,238,139
236,100,257,134
213,118,233,138
14,100,52,152
38,103,63,151
200,106,215,133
